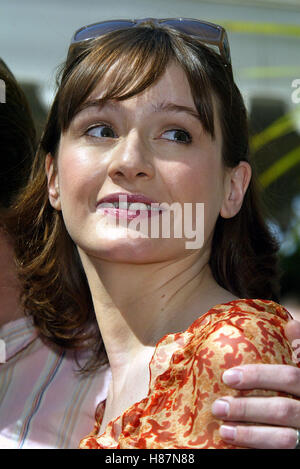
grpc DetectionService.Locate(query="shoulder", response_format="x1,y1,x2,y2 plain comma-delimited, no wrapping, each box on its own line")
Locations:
195,298,292,328
189,298,292,338
163,299,297,448
213,298,291,319
187,298,294,368
139,299,296,449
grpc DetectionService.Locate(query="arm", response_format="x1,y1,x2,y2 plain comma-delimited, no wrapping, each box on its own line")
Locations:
211,319,300,449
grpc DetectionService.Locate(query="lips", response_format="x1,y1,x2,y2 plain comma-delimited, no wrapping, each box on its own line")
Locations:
96,192,163,219
97,192,159,208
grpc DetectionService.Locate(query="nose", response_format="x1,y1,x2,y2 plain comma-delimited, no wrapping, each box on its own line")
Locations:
107,131,155,183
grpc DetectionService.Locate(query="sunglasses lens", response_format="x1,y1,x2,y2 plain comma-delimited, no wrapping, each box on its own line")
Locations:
222,35,231,63
71,18,230,64
73,21,135,42
162,20,221,41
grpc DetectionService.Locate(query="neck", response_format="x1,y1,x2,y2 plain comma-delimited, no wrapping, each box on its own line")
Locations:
78,246,236,390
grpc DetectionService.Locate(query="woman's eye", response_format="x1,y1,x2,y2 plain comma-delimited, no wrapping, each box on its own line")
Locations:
86,125,117,139
161,129,192,143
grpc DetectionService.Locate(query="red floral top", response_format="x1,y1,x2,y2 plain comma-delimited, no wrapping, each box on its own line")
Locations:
79,299,299,449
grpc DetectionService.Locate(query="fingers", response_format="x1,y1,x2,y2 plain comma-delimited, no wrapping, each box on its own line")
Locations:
212,396,300,427
218,423,298,449
211,321,300,449
221,364,300,397
285,319,300,343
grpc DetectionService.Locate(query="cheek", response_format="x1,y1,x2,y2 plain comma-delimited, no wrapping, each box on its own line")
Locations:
161,157,223,204
160,157,225,242
57,146,105,210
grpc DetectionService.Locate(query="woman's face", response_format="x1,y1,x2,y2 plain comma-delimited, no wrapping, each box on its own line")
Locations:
47,62,240,264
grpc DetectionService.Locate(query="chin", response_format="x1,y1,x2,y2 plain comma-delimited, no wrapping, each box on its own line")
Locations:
84,236,187,264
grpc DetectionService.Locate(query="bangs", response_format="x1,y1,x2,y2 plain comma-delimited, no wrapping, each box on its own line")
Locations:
57,26,217,137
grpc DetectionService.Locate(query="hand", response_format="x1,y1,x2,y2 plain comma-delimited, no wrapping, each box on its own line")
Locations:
211,319,300,449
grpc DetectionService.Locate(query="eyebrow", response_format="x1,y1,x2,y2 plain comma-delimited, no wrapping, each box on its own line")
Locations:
151,102,201,121
76,99,115,115
75,99,201,122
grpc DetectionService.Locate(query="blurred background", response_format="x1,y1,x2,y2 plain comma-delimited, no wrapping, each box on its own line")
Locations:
1,0,300,317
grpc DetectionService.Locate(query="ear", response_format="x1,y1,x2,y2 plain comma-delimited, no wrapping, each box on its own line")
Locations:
220,161,252,219
45,153,61,211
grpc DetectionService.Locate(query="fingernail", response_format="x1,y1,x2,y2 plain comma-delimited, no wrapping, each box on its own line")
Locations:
220,425,236,441
212,399,230,417
222,369,242,386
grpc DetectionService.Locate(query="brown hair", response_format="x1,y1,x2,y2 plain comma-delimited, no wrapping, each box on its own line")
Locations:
7,23,280,371
0,59,36,209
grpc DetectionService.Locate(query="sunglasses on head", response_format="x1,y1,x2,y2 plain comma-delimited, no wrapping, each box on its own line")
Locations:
68,17,231,65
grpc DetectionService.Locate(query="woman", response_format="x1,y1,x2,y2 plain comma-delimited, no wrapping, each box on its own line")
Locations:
8,18,300,448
